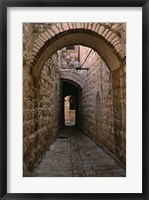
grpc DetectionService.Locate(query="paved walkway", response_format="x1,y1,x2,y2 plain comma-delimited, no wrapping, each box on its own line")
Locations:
31,126,126,177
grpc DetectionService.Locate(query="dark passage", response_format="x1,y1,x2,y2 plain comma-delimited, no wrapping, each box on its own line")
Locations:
62,80,81,128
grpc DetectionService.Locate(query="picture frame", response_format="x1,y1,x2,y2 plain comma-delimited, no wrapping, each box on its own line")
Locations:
0,0,149,199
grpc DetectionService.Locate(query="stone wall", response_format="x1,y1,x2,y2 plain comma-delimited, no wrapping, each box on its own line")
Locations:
23,23,35,176
23,23,126,176
79,46,126,164
112,64,126,163
60,46,79,69
23,23,61,176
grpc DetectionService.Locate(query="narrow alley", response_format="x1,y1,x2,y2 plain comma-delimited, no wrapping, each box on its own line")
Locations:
31,126,125,177
23,23,126,177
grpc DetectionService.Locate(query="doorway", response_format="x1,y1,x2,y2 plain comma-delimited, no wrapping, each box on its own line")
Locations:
64,95,76,126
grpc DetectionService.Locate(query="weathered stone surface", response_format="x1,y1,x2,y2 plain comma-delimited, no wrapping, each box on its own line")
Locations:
31,127,125,177
23,23,61,176
23,23,126,176
78,46,125,164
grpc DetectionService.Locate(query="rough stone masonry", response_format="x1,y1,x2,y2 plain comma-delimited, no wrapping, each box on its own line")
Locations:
23,23,126,176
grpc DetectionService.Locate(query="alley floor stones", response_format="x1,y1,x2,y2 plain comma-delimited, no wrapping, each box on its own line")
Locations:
31,126,126,177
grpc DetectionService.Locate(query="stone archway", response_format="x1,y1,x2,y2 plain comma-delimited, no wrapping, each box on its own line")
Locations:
60,69,83,89
62,79,82,128
23,23,126,176
31,23,125,79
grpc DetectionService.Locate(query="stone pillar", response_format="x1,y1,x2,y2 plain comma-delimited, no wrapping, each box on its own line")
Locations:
112,64,126,164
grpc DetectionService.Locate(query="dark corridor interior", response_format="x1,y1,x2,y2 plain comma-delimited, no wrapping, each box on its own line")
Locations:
62,80,81,127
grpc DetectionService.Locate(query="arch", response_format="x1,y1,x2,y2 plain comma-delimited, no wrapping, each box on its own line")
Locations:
31,23,125,78
60,69,83,89
64,95,76,126
62,79,82,98
62,79,81,127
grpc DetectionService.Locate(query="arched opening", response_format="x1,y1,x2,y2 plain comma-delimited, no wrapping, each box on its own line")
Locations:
64,95,76,126
32,26,125,79
62,79,82,128
23,23,126,176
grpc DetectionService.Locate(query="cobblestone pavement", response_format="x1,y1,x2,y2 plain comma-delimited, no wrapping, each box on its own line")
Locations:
31,126,126,177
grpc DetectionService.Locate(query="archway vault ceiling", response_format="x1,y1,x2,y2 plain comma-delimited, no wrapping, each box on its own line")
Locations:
60,70,83,89
31,23,126,78
62,80,80,98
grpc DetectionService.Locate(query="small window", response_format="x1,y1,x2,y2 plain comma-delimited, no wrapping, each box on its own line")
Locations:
66,45,75,50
